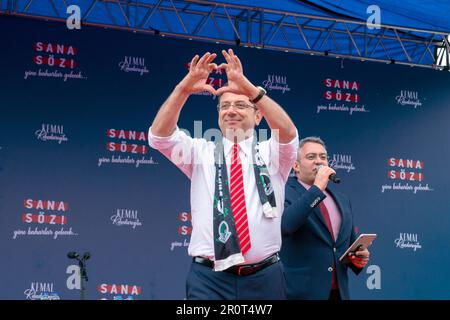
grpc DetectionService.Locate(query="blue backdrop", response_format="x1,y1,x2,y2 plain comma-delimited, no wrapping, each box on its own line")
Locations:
1,16,450,300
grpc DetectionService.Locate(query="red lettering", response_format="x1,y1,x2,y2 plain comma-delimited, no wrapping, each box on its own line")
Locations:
388,158,424,169
22,213,67,225
33,56,77,69
98,284,142,295
178,212,192,222
108,142,149,154
178,226,192,236
33,42,77,55
24,200,68,211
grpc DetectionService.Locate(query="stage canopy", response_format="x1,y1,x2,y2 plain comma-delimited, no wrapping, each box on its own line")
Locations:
1,0,449,69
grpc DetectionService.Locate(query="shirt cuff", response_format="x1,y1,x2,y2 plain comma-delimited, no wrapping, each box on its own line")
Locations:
276,129,299,146
148,126,180,149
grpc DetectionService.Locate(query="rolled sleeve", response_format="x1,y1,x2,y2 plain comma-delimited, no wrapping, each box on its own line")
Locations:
269,129,299,182
148,126,181,149
148,126,195,178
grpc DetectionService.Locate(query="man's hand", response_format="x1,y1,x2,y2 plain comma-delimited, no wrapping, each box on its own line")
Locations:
349,247,370,268
215,49,258,98
179,52,218,95
313,165,336,191
150,52,218,137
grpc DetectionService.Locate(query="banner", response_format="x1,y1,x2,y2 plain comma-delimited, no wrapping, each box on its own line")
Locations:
1,16,450,299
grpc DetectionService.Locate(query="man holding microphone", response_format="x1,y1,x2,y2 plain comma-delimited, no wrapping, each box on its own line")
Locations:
280,137,370,300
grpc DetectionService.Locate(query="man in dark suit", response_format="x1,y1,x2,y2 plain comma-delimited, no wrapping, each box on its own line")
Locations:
280,137,370,300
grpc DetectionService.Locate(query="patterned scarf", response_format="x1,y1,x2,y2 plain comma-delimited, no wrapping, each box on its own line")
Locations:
212,135,276,271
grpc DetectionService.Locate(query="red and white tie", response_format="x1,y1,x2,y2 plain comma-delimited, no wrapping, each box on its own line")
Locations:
230,143,251,255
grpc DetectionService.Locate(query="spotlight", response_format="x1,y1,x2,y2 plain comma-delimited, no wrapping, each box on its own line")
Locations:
324,50,329,56
390,59,396,64
235,38,241,46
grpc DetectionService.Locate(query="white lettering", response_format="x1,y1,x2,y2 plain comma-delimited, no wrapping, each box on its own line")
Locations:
366,265,381,289
367,5,381,30
66,5,81,30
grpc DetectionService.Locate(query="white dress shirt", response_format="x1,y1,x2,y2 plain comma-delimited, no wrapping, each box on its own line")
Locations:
148,126,298,264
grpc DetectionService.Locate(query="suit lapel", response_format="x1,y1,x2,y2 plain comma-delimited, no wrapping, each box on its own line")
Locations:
291,180,335,245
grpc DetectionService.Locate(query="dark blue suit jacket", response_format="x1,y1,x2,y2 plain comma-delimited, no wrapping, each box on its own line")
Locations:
280,176,361,300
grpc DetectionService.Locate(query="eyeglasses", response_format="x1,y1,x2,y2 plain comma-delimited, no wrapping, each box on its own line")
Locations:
217,101,256,111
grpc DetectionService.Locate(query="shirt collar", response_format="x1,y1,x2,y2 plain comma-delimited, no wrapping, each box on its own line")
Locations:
298,178,313,190
223,135,254,158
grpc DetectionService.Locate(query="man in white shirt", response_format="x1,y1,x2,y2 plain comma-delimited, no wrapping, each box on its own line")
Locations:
148,49,298,299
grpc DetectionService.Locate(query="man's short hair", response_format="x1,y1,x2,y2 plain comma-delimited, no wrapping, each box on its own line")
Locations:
298,136,327,150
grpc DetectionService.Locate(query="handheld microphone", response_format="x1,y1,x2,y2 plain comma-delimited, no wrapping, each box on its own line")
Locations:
316,165,341,184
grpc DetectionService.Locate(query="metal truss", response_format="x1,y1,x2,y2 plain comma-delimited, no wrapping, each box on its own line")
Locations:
1,0,449,69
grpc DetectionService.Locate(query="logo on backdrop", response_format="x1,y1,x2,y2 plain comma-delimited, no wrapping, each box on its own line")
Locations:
262,74,291,93
118,56,149,76
394,233,422,251
317,78,369,115
111,209,143,229
24,41,87,81
381,157,433,194
98,283,142,300
395,90,423,109
35,123,68,144
171,211,191,251
24,282,60,300
329,153,356,173
98,128,157,168
13,198,78,240
186,62,226,98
